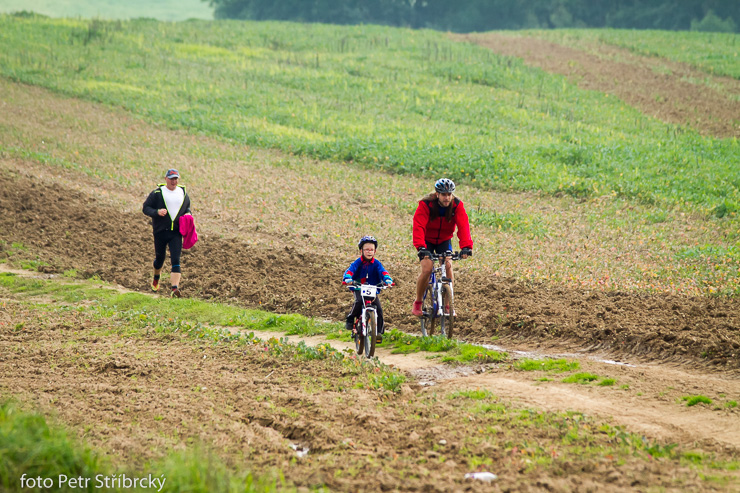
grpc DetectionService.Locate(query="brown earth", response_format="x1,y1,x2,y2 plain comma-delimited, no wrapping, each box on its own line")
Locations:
2,166,738,373
456,33,740,139
4,298,739,492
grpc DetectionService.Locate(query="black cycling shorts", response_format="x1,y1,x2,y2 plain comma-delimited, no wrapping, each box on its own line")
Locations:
423,240,452,255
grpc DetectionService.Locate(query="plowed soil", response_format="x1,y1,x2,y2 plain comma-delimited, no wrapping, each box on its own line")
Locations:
2,168,738,372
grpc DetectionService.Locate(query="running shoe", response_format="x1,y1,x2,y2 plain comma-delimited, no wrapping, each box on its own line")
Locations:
170,288,181,298
412,300,423,316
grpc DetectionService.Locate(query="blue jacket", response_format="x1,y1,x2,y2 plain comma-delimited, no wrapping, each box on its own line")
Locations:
343,257,392,289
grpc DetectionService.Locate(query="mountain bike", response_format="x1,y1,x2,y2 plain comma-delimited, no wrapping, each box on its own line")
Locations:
348,282,391,358
420,251,462,339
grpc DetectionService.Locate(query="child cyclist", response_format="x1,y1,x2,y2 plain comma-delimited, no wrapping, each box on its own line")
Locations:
342,235,394,344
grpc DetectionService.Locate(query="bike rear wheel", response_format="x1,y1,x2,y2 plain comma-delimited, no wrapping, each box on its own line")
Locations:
440,284,454,340
420,284,436,337
364,312,377,358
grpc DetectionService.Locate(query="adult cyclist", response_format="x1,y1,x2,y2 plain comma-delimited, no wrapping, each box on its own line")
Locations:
412,178,473,316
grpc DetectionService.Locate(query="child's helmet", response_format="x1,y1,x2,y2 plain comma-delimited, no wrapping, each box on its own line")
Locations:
435,178,455,193
358,235,378,250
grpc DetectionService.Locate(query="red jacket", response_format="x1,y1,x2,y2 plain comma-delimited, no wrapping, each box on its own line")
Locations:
413,197,473,250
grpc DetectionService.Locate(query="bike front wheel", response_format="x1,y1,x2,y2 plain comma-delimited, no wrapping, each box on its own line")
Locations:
440,284,454,340
420,284,436,337
364,312,377,358
354,319,364,355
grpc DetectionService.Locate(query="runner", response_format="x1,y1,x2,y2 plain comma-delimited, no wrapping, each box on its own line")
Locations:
142,168,192,297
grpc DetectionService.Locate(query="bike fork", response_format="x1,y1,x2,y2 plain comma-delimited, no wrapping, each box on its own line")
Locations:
435,283,443,316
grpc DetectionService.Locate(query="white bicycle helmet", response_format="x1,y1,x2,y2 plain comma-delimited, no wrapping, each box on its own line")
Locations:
435,178,455,193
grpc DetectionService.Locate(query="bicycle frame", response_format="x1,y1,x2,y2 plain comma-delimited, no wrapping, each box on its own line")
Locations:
357,284,379,339
421,252,461,338
348,282,389,358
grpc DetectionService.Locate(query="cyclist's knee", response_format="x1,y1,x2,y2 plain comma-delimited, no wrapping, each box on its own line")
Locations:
419,260,433,275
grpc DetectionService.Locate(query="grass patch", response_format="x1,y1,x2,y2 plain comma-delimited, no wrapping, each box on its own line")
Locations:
468,209,548,237
597,378,616,386
19,259,48,271
448,389,495,400
515,358,580,373
441,343,507,364
682,395,713,407
0,399,104,491
0,399,295,492
562,373,600,384
378,329,507,364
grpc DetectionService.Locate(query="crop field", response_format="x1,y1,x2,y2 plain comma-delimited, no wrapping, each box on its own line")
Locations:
1,14,739,492
0,0,213,22
522,29,740,80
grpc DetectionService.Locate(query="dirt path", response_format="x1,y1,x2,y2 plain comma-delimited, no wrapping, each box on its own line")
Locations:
246,327,740,455
4,261,737,457
456,33,740,139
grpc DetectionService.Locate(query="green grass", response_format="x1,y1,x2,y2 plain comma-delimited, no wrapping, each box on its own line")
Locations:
0,15,738,214
0,0,213,22
444,392,738,475
515,358,580,373
449,389,495,400
562,372,599,384
0,399,103,491
468,209,548,237
682,395,713,407
378,328,507,363
0,399,294,493
441,343,507,364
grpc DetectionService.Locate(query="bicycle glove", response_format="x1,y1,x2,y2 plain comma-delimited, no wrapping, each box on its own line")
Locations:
383,275,394,286
342,275,353,285
417,248,431,261
461,247,473,257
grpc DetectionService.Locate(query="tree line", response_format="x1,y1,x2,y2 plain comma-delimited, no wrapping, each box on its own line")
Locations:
205,0,739,33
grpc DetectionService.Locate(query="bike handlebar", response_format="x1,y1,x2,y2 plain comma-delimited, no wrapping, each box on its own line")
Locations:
342,280,394,289
348,280,393,288
426,251,464,261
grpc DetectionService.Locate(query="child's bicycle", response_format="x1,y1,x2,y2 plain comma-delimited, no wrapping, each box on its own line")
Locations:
420,251,462,339
348,281,391,358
